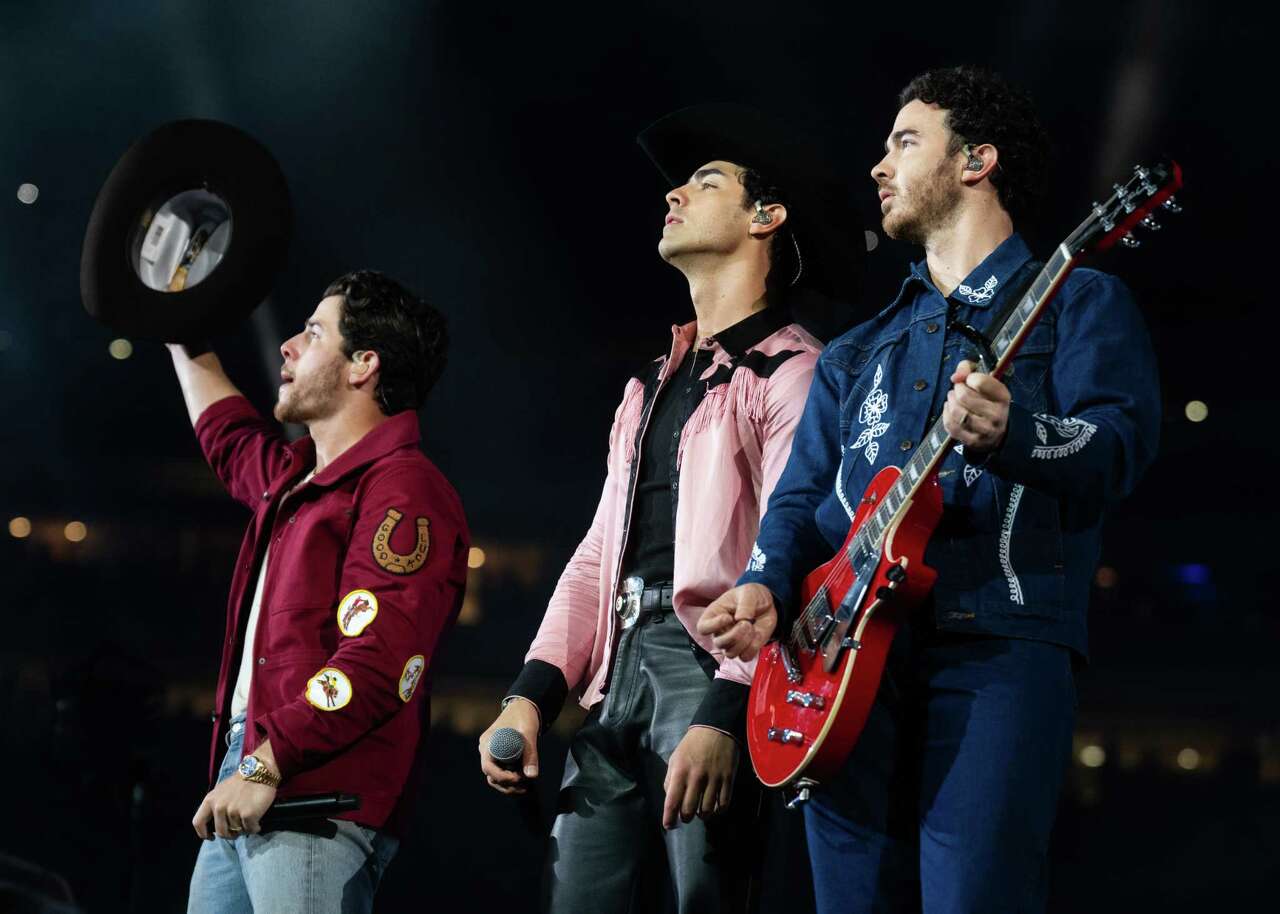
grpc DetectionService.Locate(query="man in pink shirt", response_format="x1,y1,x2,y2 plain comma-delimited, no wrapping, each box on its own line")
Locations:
479,105,864,912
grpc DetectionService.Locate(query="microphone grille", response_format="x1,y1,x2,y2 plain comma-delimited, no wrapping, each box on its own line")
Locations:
488,727,525,764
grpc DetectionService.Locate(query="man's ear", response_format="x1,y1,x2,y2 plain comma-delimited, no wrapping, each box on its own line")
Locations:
349,349,381,389
747,201,788,240
960,142,999,185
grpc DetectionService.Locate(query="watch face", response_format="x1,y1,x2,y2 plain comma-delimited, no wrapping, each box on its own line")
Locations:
238,756,259,777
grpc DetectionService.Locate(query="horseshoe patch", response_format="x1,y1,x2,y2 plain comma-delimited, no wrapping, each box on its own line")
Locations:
372,509,430,575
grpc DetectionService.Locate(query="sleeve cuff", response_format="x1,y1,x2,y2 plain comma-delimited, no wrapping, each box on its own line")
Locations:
689,677,750,747
254,711,304,780
505,659,569,734
978,400,1035,477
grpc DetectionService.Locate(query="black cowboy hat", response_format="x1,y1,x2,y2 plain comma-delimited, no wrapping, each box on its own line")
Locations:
80,119,291,342
637,103,865,340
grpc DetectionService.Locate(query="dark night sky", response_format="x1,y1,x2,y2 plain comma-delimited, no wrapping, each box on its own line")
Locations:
0,1,1275,908
1,0,1271,620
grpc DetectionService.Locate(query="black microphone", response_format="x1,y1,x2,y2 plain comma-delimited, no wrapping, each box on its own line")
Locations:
487,727,543,834
259,793,361,838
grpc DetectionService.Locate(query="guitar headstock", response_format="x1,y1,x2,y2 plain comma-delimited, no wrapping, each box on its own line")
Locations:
1068,158,1183,256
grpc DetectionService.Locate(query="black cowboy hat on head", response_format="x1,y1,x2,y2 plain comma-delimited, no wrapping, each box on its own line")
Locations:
81,119,291,342
637,103,865,340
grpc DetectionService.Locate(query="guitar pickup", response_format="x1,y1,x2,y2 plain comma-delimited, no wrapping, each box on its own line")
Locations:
785,690,826,710
767,728,805,745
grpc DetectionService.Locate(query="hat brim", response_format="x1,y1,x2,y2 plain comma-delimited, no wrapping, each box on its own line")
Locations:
80,119,291,342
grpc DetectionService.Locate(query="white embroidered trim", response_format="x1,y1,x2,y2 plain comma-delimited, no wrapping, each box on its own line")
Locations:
748,542,767,573
953,443,984,486
849,363,890,465
835,451,857,521
999,484,1025,605
957,275,998,304
1031,414,1098,460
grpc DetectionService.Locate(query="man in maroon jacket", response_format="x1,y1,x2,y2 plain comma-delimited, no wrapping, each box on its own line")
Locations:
174,271,469,914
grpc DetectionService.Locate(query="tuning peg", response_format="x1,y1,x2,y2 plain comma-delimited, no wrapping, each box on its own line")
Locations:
1140,215,1161,231
1161,196,1182,214
1120,233,1141,249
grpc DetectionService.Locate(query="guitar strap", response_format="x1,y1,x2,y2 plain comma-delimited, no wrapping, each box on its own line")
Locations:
946,259,1045,372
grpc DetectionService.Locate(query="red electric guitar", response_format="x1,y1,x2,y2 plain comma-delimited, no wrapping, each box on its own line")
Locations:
747,159,1184,805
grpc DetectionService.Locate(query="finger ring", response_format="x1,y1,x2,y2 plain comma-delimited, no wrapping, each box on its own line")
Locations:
229,825,243,833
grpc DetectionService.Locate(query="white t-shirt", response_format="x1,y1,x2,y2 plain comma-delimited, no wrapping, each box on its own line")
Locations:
230,469,314,719
230,546,270,719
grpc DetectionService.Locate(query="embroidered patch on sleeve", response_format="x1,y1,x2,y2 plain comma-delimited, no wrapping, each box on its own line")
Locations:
747,542,767,573
336,589,379,637
1030,414,1098,460
305,667,353,711
373,509,430,575
398,655,425,703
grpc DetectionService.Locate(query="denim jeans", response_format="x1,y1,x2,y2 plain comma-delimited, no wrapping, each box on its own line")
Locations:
187,714,400,914
803,627,1076,914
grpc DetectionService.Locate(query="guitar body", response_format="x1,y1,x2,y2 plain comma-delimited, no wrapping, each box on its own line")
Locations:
748,465,941,788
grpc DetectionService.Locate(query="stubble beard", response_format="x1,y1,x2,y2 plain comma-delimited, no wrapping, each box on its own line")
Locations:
273,358,344,426
882,157,962,246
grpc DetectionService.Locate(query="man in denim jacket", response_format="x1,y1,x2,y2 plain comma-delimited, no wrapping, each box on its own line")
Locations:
701,67,1161,912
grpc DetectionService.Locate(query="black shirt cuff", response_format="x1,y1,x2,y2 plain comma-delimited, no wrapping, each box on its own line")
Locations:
505,659,569,733
689,677,750,747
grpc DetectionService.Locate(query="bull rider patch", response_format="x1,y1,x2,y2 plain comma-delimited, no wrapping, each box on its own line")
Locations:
398,655,425,703
336,589,379,637
306,667,353,711
373,509,430,575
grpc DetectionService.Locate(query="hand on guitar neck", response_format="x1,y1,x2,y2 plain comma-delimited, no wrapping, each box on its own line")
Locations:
944,359,1012,455
697,583,779,661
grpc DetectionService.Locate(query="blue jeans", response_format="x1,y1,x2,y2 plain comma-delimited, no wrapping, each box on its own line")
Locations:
804,627,1076,914
187,715,399,914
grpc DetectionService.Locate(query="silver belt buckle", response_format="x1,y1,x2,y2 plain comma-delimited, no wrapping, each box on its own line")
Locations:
615,575,644,630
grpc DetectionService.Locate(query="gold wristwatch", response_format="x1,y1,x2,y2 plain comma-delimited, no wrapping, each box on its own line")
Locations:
237,754,282,788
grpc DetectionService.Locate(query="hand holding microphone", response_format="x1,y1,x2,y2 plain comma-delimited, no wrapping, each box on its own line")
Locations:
479,697,541,795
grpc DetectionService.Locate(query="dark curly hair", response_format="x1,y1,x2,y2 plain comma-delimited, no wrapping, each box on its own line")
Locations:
737,167,798,295
898,66,1050,224
323,270,449,415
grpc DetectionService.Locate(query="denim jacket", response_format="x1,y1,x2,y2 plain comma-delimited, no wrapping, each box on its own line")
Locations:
739,234,1161,658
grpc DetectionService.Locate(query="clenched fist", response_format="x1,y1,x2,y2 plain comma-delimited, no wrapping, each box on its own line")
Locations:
696,583,778,661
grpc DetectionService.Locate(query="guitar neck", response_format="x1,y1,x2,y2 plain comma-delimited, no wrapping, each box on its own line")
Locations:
859,246,1079,547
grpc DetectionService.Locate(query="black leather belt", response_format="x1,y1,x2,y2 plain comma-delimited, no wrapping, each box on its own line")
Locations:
615,576,674,629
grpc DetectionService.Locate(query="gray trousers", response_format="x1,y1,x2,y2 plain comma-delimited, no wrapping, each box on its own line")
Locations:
547,609,761,914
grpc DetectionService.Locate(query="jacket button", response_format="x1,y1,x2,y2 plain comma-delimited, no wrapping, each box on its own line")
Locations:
262,491,270,501
289,515,296,524
257,657,266,665
925,322,939,333
913,379,927,391
899,440,913,451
